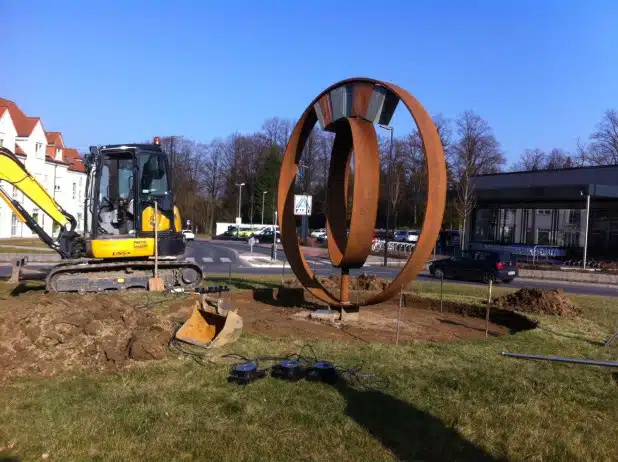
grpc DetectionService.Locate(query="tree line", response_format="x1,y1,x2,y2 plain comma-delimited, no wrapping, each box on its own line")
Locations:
161,108,618,235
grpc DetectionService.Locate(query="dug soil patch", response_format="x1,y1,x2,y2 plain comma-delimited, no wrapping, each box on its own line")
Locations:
0,283,535,381
242,289,534,344
494,288,581,317
0,292,195,381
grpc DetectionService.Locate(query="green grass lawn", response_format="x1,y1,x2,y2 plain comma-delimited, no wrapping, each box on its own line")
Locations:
0,277,616,461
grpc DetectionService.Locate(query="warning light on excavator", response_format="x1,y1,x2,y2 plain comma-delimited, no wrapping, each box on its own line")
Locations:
153,136,161,145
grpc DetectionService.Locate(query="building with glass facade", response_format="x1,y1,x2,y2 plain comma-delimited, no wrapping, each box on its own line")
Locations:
468,165,618,261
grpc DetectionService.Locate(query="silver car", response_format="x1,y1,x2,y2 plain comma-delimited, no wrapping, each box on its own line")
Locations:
394,230,419,243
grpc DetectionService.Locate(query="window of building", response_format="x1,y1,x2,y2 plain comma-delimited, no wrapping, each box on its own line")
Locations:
35,142,44,158
72,183,77,199
77,213,83,231
0,139,4,147
536,228,551,245
11,213,19,236
12,186,18,199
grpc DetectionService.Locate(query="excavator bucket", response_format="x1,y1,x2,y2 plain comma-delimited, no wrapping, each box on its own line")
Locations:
175,297,243,349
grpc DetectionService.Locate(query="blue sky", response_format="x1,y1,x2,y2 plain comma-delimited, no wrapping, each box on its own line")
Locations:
3,1,617,162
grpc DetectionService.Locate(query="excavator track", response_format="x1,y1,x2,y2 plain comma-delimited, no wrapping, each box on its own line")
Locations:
46,258,203,293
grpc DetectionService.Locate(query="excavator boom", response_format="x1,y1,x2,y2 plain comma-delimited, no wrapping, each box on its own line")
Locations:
0,147,78,257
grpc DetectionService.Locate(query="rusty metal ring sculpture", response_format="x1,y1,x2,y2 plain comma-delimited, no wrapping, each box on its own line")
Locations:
278,77,446,307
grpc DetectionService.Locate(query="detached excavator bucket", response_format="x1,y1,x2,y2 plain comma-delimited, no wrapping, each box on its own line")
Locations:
175,298,243,349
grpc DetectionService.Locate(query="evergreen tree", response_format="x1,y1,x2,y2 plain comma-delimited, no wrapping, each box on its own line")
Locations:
254,145,281,225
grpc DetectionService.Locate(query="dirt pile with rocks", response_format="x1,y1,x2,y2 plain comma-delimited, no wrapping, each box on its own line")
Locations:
494,288,581,317
0,292,196,380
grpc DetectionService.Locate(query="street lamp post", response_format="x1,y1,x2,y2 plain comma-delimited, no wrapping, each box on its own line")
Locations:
379,124,394,267
262,191,267,225
235,182,245,238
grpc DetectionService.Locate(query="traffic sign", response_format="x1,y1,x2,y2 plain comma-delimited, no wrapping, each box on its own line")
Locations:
294,195,312,216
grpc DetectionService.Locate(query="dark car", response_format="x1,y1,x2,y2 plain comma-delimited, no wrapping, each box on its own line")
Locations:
254,228,281,244
429,250,518,284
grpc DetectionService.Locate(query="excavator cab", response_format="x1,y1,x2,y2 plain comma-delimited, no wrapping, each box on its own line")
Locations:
85,142,185,259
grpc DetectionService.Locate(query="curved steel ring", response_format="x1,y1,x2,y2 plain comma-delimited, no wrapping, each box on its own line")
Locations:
277,77,447,307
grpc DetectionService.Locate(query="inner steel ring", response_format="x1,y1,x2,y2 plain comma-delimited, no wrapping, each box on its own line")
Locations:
326,118,380,269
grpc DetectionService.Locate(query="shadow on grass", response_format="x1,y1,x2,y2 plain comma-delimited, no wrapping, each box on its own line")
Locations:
334,380,502,462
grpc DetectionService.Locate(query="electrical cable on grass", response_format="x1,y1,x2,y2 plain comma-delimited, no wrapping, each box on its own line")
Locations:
221,343,391,391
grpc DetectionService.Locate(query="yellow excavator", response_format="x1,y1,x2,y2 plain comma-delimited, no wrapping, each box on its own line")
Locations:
0,140,243,348
0,139,203,292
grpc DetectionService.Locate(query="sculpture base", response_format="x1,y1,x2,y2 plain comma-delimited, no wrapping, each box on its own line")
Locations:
339,302,360,321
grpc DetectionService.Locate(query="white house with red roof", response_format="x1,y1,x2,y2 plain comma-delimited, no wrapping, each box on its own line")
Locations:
0,98,87,239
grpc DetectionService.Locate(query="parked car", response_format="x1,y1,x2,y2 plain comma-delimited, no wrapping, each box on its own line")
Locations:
429,250,518,284
253,228,281,243
373,230,394,241
311,228,327,238
250,226,279,240
182,229,195,240
394,229,420,243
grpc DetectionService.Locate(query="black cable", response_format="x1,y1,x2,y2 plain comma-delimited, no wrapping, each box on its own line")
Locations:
172,341,391,391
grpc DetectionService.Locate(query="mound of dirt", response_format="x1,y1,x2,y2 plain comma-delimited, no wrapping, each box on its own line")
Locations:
494,288,581,317
0,293,195,381
284,273,389,293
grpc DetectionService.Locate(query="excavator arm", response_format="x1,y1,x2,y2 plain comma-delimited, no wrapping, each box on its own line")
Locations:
0,147,79,258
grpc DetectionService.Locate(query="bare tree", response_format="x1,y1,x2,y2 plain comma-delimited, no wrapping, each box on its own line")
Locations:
511,148,546,171
451,110,505,248
545,148,574,169
262,117,294,154
586,109,618,165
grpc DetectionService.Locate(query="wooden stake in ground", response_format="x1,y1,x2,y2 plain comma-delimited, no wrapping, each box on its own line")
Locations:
281,259,285,287
228,262,232,305
396,285,404,345
440,274,444,315
485,279,493,338
148,201,165,291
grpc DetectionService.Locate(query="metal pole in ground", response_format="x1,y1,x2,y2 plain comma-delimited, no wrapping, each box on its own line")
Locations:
440,274,444,315
396,285,404,345
228,261,232,305
485,279,493,338
502,352,618,368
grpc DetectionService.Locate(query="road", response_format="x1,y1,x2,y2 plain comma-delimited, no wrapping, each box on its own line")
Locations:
3,239,617,297
187,239,618,297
